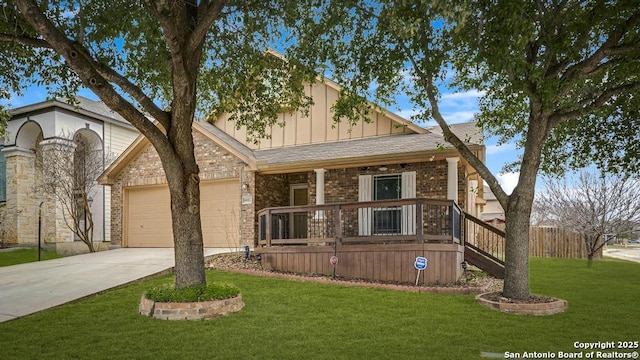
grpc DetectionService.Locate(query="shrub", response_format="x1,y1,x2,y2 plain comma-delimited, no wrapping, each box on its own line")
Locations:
145,283,240,303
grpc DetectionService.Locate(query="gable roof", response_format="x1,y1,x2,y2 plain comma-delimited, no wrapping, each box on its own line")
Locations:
97,120,257,185
99,120,485,183
10,96,133,128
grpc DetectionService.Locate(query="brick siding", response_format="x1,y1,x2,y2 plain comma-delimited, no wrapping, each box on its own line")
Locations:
110,131,253,246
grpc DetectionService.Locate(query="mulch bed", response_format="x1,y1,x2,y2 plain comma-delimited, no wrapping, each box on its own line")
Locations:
206,252,502,294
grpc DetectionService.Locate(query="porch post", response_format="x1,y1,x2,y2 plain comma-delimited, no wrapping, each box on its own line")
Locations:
314,169,326,206
446,157,459,203
314,169,326,219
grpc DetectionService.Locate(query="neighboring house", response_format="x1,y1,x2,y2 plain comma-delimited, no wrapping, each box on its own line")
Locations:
479,184,506,227
99,79,495,283
0,97,139,252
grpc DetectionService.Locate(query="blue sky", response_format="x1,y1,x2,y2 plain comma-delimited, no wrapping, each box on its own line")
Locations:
2,82,522,194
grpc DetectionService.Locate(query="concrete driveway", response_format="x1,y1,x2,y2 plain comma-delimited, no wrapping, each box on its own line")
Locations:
0,248,230,323
604,246,640,264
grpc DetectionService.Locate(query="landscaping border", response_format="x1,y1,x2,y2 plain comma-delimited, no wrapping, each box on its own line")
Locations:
139,294,244,320
476,292,567,315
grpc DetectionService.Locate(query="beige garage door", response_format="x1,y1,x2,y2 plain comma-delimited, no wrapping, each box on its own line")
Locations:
126,179,240,247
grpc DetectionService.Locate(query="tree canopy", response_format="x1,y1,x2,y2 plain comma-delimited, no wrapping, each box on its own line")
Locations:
0,0,318,288
286,0,640,299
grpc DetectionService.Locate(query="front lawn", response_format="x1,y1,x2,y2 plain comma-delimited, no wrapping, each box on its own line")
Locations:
0,258,637,359
0,248,62,267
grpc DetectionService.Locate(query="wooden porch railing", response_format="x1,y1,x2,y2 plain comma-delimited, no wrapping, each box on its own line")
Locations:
258,198,462,247
462,212,505,278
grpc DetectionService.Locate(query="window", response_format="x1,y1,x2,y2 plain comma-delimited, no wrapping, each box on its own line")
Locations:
374,174,401,201
359,172,416,236
0,148,6,202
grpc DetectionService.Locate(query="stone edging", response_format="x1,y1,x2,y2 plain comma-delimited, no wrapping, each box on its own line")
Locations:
139,294,244,320
476,292,567,315
210,267,494,294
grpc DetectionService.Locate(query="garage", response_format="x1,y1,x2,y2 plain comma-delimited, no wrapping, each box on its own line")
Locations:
125,179,240,248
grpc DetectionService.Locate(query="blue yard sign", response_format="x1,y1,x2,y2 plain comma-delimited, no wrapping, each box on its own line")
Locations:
414,257,427,286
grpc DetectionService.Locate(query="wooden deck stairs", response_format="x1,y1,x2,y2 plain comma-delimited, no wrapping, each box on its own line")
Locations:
462,212,506,279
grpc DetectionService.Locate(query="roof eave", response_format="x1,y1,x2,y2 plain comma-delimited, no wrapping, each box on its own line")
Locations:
11,99,134,129
255,148,468,175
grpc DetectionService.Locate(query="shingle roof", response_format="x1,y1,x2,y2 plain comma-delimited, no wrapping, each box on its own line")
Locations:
11,96,132,127
193,121,485,169
196,121,255,161
253,132,452,165
426,122,484,145
67,96,130,126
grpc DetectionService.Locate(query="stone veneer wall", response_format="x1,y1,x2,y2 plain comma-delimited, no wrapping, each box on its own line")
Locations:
110,131,254,246
3,151,36,244
3,147,78,245
0,202,7,244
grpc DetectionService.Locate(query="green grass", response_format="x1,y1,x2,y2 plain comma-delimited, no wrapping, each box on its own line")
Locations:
0,258,638,360
146,282,240,302
0,248,62,267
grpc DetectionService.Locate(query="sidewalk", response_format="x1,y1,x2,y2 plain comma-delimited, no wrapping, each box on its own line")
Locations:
0,248,229,323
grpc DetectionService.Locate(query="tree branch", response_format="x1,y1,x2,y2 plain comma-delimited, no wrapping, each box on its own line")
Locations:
145,0,190,76
549,81,640,126
93,63,170,128
559,11,640,89
13,0,171,154
357,2,510,207
0,32,51,48
187,0,226,55
423,75,510,207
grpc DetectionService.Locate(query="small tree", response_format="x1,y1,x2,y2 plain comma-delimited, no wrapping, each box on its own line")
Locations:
534,171,640,262
34,133,105,252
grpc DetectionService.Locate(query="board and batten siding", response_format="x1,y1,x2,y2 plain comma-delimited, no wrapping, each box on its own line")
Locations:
103,123,139,243
214,82,414,149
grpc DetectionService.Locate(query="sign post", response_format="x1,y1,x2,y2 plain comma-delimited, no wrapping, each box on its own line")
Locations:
330,256,339,279
414,256,428,286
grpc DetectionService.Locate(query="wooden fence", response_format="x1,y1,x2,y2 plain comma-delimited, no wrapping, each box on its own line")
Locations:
529,227,601,259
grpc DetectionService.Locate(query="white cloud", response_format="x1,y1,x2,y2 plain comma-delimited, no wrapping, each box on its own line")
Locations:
440,110,478,123
497,172,519,195
441,89,486,101
486,142,517,155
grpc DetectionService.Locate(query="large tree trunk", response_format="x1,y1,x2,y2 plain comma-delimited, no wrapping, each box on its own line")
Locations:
167,162,206,288
164,68,206,289
160,118,205,288
501,111,550,300
503,196,533,299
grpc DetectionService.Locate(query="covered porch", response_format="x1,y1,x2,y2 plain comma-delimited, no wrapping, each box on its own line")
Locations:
256,198,466,284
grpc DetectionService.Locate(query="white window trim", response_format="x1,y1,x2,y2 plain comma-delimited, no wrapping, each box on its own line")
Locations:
358,171,416,236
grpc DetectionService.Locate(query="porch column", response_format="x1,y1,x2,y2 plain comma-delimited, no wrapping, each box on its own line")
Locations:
39,139,76,243
314,168,326,219
446,157,459,203
314,169,326,206
2,147,36,244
